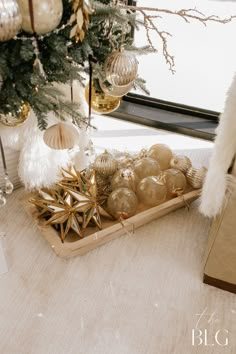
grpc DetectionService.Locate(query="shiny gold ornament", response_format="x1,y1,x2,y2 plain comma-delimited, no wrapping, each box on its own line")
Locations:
43,122,80,150
0,103,30,127
18,0,63,34
85,82,121,114
137,176,167,207
107,187,138,219
160,169,187,197
148,144,173,170
111,168,139,192
0,0,22,41
186,166,207,189
70,0,93,42
170,155,192,174
104,49,138,86
94,150,118,176
99,79,133,97
133,157,161,180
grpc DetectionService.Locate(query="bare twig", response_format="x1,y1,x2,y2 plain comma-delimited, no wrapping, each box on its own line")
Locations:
118,4,236,72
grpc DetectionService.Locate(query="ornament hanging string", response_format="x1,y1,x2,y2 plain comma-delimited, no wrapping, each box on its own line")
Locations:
28,0,46,78
88,55,93,127
0,136,8,177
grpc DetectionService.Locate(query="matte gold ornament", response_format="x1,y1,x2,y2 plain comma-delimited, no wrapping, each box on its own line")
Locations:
160,169,187,197
148,144,173,170
85,82,120,114
94,150,118,176
186,166,207,189
133,157,161,180
104,49,138,87
18,0,63,34
0,103,30,127
137,176,167,207
170,155,192,173
70,0,93,42
107,187,138,219
99,79,133,97
43,122,80,150
0,0,22,41
111,168,139,192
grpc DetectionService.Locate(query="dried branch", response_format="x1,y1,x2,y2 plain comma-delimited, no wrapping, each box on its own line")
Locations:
118,4,236,72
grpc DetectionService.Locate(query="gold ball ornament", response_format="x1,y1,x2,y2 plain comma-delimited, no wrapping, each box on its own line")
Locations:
148,144,173,170
104,49,138,87
133,157,161,180
137,176,167,207
85,82,120,114
0,0,22,41
170,155,192,174
0,103,30,127
94,150,118,176
160,169,187,197
18,0,63,34
111,168,140,192
43,122,80,150
107,187,138,219
186,166,207,189
99,79,133,97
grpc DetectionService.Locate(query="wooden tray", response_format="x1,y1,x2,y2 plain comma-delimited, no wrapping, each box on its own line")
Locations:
22,189,201,258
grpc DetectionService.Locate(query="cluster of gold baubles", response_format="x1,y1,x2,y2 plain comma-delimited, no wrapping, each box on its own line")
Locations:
92,145,207,220
30,144,206,242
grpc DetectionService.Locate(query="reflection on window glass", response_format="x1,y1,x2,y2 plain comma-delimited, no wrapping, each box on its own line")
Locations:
134,0,236,112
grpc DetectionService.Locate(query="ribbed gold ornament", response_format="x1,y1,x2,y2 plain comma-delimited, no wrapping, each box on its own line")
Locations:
104,49,138,87
186,166,207,189
0,0,22,41
0,103,30,127
99,79,133,97
170,155,192,174
85,82,120,114
94,150,118,176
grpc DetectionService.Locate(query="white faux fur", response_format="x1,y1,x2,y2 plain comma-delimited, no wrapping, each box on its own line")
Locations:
0,81,90,190
200,73,236,217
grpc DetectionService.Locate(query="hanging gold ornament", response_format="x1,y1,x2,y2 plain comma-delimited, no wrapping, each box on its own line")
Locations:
170,155,192,174
133,157,161,180
186,166,207,189
69,0,93,42
107,187,138,220
111,168,140,192
0,103,30,127
0,0,22,42
43,122,80,150
85,82,121,114
18,0,63,35
104,49,138,87
94,150,118,176
99,79,133,97
148,144,173,171
160,169,187,198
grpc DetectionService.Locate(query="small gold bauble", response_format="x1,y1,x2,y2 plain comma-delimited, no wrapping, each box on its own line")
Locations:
104,49,138,87
148,144,173,170
186,166,207,189
107,187,138,219
0,103,30,127
111,168,140,192
85,82,120,114
170,155,192,173
160,169,187,197
137,176,167,207
94,150,118,176
133,157,161,180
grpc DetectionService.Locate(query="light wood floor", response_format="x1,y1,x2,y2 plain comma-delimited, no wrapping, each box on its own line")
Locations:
0,117,235,354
